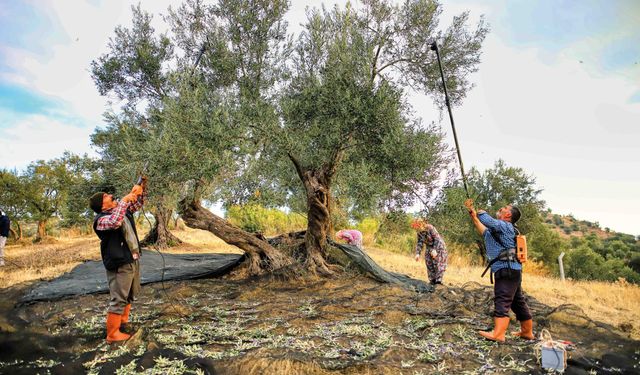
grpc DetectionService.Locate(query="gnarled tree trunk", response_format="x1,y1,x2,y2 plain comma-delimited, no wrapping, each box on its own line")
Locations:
141,204,183,249
288,151,344,275
179,199,292,275
301,171,333,275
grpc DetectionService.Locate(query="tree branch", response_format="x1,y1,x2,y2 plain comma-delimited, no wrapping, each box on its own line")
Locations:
376,58,415,76
370,44,382,83
287,152,305,181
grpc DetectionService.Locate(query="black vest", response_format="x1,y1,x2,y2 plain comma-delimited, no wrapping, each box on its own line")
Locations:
93,211,139,271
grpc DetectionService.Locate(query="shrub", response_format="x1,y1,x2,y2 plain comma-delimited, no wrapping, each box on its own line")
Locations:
355,217,380,246
225,204,306,235
565,245,604,281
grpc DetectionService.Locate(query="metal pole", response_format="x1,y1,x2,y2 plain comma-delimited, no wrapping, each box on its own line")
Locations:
558,252,565,281
429,41,470,198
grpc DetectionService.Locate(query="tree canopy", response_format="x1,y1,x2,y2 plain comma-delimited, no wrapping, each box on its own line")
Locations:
89,0,488,273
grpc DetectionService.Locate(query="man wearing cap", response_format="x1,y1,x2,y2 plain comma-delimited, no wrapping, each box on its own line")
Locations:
0,210,10,267
464,198,534,343
89,178,146,343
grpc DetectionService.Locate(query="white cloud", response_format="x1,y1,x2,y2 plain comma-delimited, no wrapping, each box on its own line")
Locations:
1,1,176,123
0,111,97,169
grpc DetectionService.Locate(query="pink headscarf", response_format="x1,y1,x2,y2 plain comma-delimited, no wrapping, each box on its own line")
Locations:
336,229,363,248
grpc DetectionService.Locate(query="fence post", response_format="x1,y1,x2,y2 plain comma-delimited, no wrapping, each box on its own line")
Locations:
558,252,566,282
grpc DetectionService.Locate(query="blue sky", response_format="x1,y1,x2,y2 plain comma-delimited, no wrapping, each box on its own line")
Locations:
0,0,639,234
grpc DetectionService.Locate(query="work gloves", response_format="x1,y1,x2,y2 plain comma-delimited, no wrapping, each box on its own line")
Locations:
122,176,147,203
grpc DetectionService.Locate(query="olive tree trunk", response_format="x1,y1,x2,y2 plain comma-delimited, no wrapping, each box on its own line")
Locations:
179,199,292,275
141,203,183,249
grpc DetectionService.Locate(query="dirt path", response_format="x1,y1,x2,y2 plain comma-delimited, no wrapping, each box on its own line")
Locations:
1,273,638,374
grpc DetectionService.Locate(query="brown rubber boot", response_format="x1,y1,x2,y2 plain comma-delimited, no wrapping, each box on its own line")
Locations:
106,312,131,343
512,319,535,340
479,317,510,342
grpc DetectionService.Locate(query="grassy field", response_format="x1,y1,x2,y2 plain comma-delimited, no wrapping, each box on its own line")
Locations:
1,227,638,340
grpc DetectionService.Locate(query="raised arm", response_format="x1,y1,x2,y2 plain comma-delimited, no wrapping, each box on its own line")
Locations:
464,199,487,236
476,211,509,232
124,177,146,214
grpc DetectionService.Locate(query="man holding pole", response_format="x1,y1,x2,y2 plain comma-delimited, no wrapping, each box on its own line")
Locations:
89,178,146,343
464,198,534,342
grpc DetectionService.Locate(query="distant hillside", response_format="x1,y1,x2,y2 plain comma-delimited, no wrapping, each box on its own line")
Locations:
542,211,640,282
543,211,635,240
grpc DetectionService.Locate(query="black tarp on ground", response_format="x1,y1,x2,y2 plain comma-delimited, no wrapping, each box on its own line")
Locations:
19,252,243,304
19,239,430,304
330,240,434,293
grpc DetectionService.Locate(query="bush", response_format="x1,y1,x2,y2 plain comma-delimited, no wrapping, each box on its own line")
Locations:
355,217,380,246
553,215,563,226
565,245,605,281
565,245,640,284
226,204,306,235
628,255,640,274
374,211,414,253
601,258,640,283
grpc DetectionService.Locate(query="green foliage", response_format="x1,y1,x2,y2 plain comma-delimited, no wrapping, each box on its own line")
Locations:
22,157,80,238
90,4,173,105
355,217,380,238
526,222,566,271
89,0,488,257
225,204,306,235
0,169,29,226
373,211,415,253
552,214,563,226
60,153,108,227
629,255,640,274
566,245,640,283
268,0,487,218
430,160,548,260
565,245,605,280
601,258,640,283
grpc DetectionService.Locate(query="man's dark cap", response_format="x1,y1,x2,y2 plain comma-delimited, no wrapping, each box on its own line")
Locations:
89,192,105,214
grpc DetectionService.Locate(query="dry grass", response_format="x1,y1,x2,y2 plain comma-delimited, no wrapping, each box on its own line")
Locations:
168,227,243,255
1,228,639,339
364,244,640,339
0,236,100,289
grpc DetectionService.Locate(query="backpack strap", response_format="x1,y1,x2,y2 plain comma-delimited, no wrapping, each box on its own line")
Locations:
481,248,517,276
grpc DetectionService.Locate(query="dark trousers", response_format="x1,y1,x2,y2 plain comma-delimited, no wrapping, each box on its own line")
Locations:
493,269,532,321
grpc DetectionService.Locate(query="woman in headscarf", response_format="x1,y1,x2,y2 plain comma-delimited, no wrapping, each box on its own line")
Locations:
336,229,363,249
412,218,448,285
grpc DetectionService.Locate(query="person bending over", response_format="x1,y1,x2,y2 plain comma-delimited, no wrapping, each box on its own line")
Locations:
336,229,363,249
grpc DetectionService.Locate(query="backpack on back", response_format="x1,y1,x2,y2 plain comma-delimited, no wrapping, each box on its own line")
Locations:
516,232,528,264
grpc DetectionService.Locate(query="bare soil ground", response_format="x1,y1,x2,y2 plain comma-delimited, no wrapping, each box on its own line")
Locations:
0,231,638,374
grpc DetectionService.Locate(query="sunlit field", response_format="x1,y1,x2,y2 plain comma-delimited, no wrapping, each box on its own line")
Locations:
1,227,638,340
